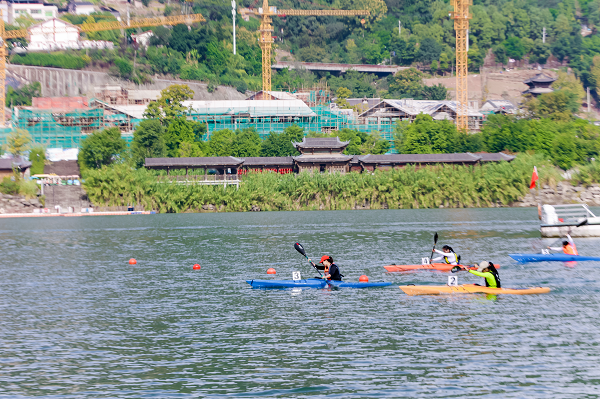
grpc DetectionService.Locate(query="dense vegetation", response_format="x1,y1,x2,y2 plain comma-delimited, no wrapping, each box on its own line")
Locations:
82,154,561,212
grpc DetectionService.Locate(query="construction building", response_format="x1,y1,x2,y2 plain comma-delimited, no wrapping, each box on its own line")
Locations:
0,91,507,151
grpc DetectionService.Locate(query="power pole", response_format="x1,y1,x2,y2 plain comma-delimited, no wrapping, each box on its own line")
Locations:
588,87,591,116
543,27,546,44
398,20,401,37
232,0,236,55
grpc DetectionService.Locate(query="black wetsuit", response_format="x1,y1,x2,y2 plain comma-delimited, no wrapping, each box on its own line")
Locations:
328,263,342,281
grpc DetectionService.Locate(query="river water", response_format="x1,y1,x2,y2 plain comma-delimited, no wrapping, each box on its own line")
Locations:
1,208,600,398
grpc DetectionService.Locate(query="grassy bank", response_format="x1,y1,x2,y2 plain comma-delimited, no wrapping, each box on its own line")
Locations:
83,154,561,213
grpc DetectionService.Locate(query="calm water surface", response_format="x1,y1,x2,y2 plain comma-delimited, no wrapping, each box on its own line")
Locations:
1,208,600,398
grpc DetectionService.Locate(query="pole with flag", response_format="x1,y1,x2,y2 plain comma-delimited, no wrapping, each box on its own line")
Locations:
529,166,539,189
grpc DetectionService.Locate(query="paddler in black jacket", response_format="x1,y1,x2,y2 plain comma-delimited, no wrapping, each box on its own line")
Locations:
309,255,343,281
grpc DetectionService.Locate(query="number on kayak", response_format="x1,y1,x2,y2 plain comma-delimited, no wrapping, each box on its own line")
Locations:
541,249,550,254
448,276,458,286
292,271,301,281
421,257,431,265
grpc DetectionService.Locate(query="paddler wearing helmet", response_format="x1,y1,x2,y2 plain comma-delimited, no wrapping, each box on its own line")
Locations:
308,255,343,281
432,245,460,265
466,261,501,288
547,234,578,255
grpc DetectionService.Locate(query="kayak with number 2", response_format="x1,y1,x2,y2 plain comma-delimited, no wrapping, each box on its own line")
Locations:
509,253,600,263
399,284,551,296
246,278,393,289
384,263,501,272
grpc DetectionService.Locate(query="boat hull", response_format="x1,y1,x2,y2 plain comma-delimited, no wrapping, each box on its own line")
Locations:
509,253,600,263
399,284,551,296
384,263,500,272
246,278,392,289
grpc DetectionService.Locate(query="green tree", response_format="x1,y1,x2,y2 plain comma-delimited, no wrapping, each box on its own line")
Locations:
401,114,460,154
416,38,442,64
388,68,425,96
502,37,526,60
231,128,261,157
260,125,304,157
5,129,30,157
6,82,41,107
78,128,126,170
131,119,166,167
28,145,45,175
208,129,236,156
164,117,195,157
144,84,194,125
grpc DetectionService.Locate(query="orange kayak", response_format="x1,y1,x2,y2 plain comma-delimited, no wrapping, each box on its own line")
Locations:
384,263,500,272
399,284,551,296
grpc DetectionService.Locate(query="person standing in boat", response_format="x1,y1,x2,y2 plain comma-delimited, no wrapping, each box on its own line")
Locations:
432,245,460,265
466,261,501,288
547,234,578,255
308,255,343,281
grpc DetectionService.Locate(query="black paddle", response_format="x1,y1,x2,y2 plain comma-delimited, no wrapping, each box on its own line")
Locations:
429,232,439,263
294,242,324,278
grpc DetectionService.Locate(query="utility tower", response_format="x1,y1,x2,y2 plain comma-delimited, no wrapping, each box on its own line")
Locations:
451,0,471,131
246,0,369,98
0,13,206,125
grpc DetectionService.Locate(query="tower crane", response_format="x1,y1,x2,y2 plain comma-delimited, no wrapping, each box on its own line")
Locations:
451,0,471,131
244,0,369,98
0,13,206,125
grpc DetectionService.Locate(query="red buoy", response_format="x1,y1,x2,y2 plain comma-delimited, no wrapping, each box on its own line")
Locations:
359,275,369,282
129,258,137,265
267,268,276,274
193,264,201,270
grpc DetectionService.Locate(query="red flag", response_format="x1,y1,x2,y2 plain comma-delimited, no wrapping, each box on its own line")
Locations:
529,166,538,189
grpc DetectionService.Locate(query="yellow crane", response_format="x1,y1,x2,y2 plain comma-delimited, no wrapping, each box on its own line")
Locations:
245,0,369,98
0,13,206,125
451,0,471,131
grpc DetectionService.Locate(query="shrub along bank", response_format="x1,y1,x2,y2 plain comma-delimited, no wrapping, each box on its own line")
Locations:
83,154,561,213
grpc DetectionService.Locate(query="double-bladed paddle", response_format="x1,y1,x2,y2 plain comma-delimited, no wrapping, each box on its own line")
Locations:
294,242,324,277
429,232,439,263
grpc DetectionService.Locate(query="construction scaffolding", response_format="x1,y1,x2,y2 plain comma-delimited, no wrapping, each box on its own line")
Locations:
188,105,397,141
0,102,398,151
12,108,105,149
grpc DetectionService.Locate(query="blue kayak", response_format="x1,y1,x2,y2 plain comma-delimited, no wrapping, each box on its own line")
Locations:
509,253,600,263
246,278,393,289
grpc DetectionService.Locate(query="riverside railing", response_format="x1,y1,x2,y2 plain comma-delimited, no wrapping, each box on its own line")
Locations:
157,174,240,188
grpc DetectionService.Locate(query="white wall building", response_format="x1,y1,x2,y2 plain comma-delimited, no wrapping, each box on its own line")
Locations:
27,18,114,52
7,1,57,25
0,2,9,23
67,1,95,15
131,30,153,49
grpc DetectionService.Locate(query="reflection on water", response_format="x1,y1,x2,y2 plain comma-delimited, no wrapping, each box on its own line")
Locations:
1,208,600,397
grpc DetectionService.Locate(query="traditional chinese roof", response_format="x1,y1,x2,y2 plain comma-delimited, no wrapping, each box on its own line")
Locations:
523,73,556,84
358,153,482,165
292,137,350,150
145,157,243,168
293,154,353,163
0,157,32,170
476,152,516,162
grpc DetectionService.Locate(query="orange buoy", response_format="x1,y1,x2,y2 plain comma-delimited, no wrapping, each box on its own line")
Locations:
267,268,276,274
129,258,137,265
359,275,369,282
193,264,201,270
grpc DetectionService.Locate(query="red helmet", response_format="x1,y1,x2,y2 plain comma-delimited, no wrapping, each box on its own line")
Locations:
320,255,332,263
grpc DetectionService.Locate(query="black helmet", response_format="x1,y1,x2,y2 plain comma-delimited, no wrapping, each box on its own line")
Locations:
562,241,569,246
